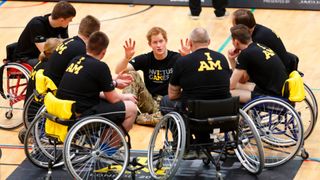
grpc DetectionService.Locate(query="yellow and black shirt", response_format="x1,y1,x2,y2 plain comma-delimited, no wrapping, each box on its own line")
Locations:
236,43,288,96
45,36,86,86
56,55,114,113
170,48,231,100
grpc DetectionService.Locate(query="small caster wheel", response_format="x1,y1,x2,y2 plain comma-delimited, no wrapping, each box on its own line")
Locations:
202,158,210,166
301,149,309,159
5,111,13,119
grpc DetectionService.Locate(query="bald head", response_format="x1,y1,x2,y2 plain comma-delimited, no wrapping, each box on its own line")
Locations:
190,27,210,44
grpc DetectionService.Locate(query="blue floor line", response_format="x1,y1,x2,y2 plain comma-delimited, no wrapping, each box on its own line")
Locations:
217,8,255,53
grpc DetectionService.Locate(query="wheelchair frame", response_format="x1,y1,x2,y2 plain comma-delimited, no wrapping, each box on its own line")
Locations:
147,104,265,179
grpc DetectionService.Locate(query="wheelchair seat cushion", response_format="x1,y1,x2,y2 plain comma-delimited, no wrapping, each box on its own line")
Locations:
186,96,239,119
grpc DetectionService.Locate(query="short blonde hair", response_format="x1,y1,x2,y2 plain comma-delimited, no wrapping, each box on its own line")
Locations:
38,38,63,61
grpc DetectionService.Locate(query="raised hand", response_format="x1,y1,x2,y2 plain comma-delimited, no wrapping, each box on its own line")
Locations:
179,38,191,56
123,38,136,61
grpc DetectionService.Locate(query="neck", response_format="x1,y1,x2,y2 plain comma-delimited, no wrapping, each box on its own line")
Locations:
239,41,252,50
192,44,208,52
49,16,59,28
88,52,100,60
78,34,89,44
154,49,168,60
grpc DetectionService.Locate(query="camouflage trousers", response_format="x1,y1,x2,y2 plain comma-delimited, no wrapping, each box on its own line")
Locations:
122,71,162,126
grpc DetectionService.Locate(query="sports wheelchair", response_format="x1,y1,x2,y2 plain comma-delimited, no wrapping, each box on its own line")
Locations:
0,42,32,129
147,97,265,179
24,91,146,180
242,96,306,168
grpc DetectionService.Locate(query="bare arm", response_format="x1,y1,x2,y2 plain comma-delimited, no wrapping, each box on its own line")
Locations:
35,42,45,53
115,38,136,73
168,84,182,100
227,48,240,70
230,69,246,90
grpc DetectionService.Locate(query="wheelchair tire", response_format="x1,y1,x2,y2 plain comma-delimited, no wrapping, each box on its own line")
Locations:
23,92,43,129
304,83,318,122
147,112,186,179
24,105,64,169
63,116,129,180
0,63,30,129
243,97,304,168
235,109,265,174
295,98,315,140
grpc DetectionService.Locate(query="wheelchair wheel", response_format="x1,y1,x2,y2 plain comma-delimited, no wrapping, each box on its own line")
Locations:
294,98,315,139
0,63,30,129
147,112,186,179
23,93,43,128
235,109,264,174
63,116,129,180
243,97,304,168
304,83,318,121
24,105,64,168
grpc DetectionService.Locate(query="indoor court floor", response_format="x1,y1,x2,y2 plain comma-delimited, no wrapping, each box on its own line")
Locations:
0,1,319,179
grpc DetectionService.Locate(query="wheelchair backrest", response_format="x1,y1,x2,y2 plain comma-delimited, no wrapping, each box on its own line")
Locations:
44,92,75,120
186,96,240,119
6,42,17,61
44,92,75,142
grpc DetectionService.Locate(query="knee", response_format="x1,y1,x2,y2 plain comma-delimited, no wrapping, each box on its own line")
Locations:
124,101,138,117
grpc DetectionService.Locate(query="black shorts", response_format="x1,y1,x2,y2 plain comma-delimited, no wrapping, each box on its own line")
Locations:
251,86,269,99
80,99,126,125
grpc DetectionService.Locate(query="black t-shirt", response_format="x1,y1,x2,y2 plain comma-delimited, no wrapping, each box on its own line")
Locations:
45,36,86,86
129,50,180,96
236,43,288,96
15,14,68,59
252,24,290,73
170,48,231,100
56,55,115,113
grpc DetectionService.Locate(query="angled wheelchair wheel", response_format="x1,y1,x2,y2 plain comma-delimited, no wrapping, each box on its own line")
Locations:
304,83,318,122
235,109,264,174
294,98,315,139
63,116,129,180
24,105,64,168
0,63,30,129
147,112,186,179
243,97,304,168
23,93,43,128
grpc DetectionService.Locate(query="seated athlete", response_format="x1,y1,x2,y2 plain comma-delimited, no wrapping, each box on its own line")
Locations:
231,9,297,73
161,27,232,159
45,15,100,86
56,31,137,132
228,24,288,103
14,1,76,66
115,27,181,126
